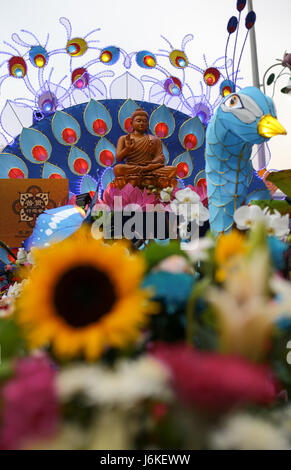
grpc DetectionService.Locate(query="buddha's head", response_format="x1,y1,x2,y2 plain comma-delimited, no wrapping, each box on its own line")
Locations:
131,108,149,133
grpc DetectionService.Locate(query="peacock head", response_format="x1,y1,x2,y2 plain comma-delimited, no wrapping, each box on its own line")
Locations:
216,86,287,145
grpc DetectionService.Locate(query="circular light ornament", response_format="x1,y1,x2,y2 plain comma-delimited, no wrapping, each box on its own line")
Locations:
193,103,211,125
155,122,169,138
164,76,182,96
29,46,48,68
220,79,236,97
8,168,25,179
73,158,89,175
62,128,77,144
49,173,63,179
99,150,114,166
72,67,89,89
99,46,120,65
203,67,221,86
38,91,57,115
93,119,107,136
8,56,27,78
176,162,189,178
169,50,188,69
32,145,48,162
136,50,157,69
183,133,198,150
124,117,133,133
66,38,88,57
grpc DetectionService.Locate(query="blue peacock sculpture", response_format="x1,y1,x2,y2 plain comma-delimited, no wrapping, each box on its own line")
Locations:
205,86,287,236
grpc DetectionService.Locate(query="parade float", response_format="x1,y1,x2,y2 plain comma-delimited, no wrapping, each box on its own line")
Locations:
0,0,291,450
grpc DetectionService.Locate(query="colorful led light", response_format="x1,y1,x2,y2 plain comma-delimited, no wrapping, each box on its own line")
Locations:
93,119,107,136
203,67,220,86
73,158,89,174
32,145,48,162
100,149,114,166
155,122,169,138
124,117,133,133
49,173,63,179
9,56,27,78
66,38,87,57
184,134,198,150
34,54,46,68
176,162,189,178
62,128,77,144
100,51,112,63
8,168,25,179
143,55,156,67
164,76,182,96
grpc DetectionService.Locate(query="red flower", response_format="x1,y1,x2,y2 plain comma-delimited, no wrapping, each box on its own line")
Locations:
0,355,60,450
150,343,280,412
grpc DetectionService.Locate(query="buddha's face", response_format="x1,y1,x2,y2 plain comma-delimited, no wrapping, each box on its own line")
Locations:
131,115,148,133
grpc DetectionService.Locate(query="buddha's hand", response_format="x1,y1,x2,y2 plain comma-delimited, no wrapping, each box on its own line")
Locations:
124,134,135,153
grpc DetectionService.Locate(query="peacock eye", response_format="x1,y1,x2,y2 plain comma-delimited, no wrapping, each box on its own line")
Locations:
224,94,243,109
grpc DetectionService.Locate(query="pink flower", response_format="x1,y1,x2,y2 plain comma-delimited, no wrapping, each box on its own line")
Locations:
102,184,157,211
0,355,60,450
150,343,280,412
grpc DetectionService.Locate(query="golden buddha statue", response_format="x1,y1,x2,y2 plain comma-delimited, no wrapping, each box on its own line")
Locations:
113,108,177,191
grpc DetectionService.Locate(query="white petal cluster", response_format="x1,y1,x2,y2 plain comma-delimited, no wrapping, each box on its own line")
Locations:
210,413,290,450
56,356,172,408
170,188,209,225
234,205,289,238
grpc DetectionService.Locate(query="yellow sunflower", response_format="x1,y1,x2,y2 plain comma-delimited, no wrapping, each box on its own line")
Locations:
215,230,247,282
16,229,156,360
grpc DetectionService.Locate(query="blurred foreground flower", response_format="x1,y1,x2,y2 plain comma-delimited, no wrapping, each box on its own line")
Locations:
16,228,156,360
210,413,290,450
208,251,279,360
0,355,59,450
214,230,247,282
57,356,171,407
151,343,280,412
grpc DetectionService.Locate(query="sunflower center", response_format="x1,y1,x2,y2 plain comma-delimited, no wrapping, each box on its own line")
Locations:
53,265,116,328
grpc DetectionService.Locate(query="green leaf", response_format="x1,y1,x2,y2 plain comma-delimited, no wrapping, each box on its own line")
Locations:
250,199,291,215
0,359,14,382
143,240,190,272
0,317,26,360
267,73,275,85
266,170,291,197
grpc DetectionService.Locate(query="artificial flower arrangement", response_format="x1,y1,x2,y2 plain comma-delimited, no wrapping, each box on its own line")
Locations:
1,183,291,450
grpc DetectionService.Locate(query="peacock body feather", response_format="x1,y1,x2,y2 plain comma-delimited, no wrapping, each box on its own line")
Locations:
205,86,284,236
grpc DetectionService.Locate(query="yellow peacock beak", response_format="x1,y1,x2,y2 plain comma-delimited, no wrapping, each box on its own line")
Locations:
257,114,287,138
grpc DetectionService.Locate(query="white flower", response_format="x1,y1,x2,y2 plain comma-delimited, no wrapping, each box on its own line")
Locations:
181,237,214,262
234,205,265,230
16,248,27,263
270,275,291,317
234,205,290,239
267,210,289,238
171,189,209,225
210,413,290,450
173,187,200,204
2,280,26,299
160,187,173,203
56,356,172,407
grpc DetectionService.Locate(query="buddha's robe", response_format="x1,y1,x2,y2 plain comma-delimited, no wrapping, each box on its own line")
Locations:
114,134,176,178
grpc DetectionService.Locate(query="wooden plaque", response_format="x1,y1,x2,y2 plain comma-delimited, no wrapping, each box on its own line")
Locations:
0,179,69,247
